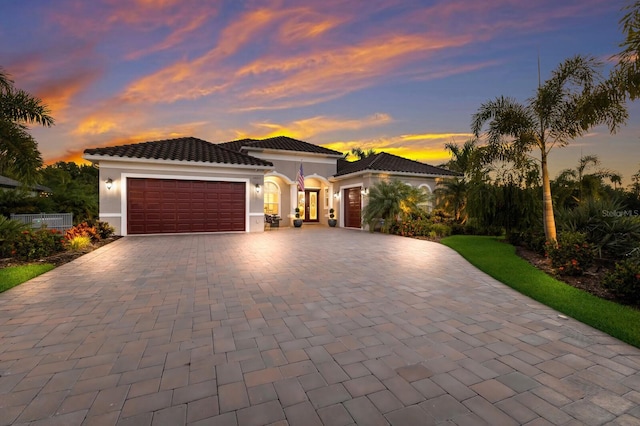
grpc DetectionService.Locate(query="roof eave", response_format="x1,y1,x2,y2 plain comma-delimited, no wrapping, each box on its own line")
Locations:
241,147,344,159
332,169,458,180
82,154,273,169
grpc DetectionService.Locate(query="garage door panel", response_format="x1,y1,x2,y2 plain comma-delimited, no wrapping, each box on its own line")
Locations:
127,178,246,234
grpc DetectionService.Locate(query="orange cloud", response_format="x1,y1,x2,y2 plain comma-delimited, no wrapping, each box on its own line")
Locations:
277,10,343,42
239,113,393,140
122,26,472,108
34,70,102,121
236,33,472,105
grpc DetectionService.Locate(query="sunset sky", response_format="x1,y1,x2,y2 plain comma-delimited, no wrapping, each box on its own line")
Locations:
1,0,639,184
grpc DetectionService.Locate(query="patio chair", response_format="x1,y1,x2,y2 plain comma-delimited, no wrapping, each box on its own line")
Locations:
264,214,281,230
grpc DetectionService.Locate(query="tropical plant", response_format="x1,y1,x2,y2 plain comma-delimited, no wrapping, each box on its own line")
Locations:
435,139,484,223
89,220,115,239
555,197,640,259
67,235,91,251
362,180,427,232
347,147,377,161
472,55,628,242
435,178,470,223
0,216,28,257
552,154,616,209
65,222,100,242
443,138,484,178
613,1,640,100
0,67,54,185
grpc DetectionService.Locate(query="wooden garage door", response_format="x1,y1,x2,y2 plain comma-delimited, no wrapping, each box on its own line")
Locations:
127,178,245,234
344,187,362,228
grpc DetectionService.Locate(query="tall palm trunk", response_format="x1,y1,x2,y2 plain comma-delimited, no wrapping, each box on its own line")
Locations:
540,149,556,242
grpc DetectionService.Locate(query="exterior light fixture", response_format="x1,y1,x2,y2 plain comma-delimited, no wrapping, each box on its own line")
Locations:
333,192,340,199
105,178,113,190
361,187,368,195
255,183,261,194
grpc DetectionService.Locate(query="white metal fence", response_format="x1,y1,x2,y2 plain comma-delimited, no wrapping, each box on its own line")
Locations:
10,213,73,232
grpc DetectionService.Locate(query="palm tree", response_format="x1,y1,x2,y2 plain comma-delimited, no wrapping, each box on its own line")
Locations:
348,147,377,161
610,173,622,190
443,138,485,179
362,180,427,232
0,67,53,184
613,1,640,100
435,178,469,222
471,55,628,242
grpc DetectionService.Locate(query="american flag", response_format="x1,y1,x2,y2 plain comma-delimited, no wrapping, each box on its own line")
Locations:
296,162,304,192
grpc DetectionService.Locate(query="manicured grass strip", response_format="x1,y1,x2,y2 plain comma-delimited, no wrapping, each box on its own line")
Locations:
441,235,640,348
0,264,55,293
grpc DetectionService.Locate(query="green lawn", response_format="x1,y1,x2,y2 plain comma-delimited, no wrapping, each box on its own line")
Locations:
0,264,55,293
441,235,640,348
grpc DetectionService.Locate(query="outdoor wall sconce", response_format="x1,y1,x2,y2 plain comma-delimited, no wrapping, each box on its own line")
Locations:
255,183,261,194
361,187,368,195
333,192,340,199
105,178,113,190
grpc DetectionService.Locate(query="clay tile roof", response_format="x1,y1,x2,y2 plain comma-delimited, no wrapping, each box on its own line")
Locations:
335,152,459,177
83,137,273,167
219,136,343,156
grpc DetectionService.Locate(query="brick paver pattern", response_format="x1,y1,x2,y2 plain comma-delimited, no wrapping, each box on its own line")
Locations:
1,228,639,425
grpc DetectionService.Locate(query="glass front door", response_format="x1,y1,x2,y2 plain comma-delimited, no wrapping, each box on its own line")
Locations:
304,190,319,222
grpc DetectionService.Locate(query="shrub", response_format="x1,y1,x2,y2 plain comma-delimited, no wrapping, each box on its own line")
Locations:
0,216,29,258
546,231,595,276
556,198,640,260
92,220,115,239
66,222,99,242
67,236,92,251
451,223,466,235
508,229,547,255
390,217,451,239
12,229,65,261
603,258,640,304
430,223,452,237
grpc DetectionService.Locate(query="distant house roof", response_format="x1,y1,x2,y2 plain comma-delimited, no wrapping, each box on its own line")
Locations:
84,137,273,167
0,175,51,193
335,152,459,177
219,136,344,157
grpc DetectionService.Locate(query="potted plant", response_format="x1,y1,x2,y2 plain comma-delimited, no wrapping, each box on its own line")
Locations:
293,207,303,227
328,208,337,227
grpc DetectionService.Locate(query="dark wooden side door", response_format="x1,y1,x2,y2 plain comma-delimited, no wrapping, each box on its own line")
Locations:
344,187,362,228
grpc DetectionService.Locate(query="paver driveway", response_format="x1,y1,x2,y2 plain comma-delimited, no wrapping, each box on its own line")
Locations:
1,228,639,425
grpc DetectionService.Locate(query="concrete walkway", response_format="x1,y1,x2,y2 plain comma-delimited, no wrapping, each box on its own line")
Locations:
1,229,639,425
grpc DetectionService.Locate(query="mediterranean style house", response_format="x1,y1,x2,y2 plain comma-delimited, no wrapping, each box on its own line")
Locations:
83,136,457,235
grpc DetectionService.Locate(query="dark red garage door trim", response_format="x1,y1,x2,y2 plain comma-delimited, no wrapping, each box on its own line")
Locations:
127,178,246,234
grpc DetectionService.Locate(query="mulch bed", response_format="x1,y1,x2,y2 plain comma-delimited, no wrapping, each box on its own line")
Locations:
0,236,122,269
513,244,635,307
